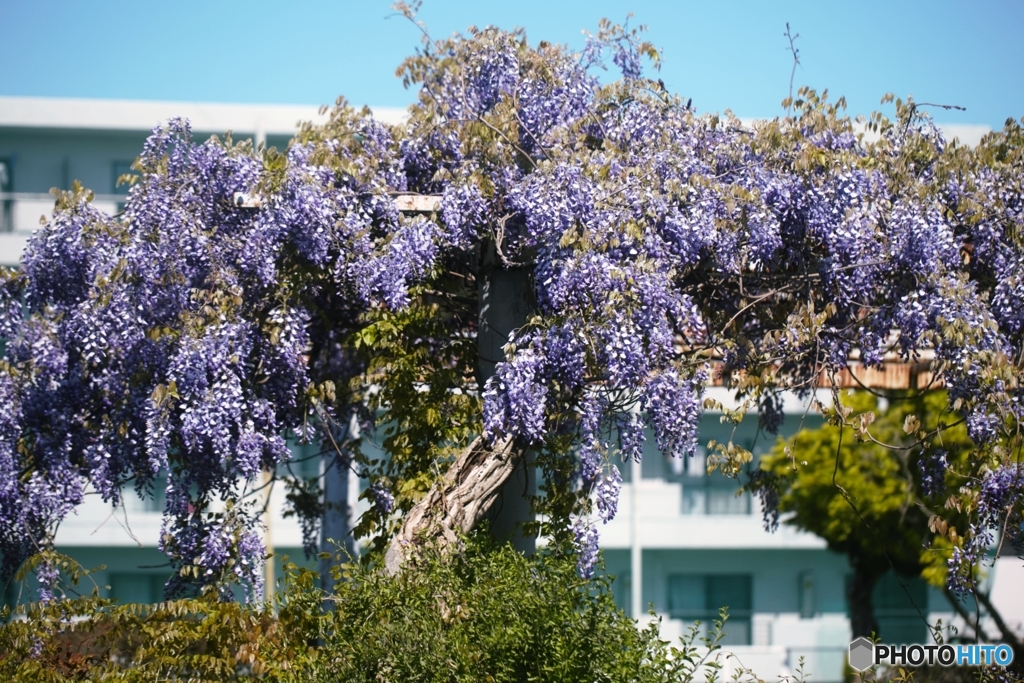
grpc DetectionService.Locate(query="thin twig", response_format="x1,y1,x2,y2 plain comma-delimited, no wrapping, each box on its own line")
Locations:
784,23,801,111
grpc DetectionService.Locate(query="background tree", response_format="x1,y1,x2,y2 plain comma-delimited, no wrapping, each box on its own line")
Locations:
753,391,969,637
755,389,1024,664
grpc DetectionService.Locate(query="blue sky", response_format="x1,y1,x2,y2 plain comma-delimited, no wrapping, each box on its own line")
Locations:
2,0,1021,128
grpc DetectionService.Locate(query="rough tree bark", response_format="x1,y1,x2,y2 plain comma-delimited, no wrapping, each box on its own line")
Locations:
384,434,525,575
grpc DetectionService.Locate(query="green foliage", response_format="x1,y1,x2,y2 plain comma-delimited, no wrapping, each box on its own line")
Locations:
0,555,323,681
0,537,759,683
756,391,973,584
323,538,665,682
352,275,484,550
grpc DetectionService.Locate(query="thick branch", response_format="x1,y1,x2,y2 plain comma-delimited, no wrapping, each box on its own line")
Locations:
384,434,524,576
943,586,992,642
975,588,1024,664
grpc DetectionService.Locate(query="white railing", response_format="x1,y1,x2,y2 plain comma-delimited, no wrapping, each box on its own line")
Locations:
0,193,125,265
0,192,125,235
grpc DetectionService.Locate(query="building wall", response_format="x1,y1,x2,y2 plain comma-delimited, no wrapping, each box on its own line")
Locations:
0,128,148,194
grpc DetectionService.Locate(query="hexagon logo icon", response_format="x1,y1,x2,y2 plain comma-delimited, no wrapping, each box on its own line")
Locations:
849,637,874,671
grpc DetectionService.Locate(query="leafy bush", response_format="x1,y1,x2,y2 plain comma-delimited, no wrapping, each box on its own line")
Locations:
0,538,743,682
323,539,675,682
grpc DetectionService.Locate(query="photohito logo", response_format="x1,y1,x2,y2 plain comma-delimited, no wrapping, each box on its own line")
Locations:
848,637,1015,671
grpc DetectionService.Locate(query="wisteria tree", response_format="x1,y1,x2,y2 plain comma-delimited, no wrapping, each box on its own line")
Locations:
1,5,1022,613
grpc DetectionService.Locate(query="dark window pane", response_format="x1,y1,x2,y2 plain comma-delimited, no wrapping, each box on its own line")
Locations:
667,575,705,613
707,575,752,613
0,159,11,233
110,573,166,604
112,161,137,195
667,574,753,645
798,570,816,619
873,573,929,644
874,572,928,611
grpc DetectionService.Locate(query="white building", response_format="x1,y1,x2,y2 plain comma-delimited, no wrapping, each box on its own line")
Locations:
1,96,1019,682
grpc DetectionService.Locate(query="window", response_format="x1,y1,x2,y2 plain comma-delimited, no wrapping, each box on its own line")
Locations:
612,570,631,613
3,576,20,611
668,574,752,645
874,573,929,644
123,475,167,514
680,447,752,515
109,572,168,604
111,161,137,195
0,158,11,233
798,570,816,619
285,439,326,480
844,572,929,644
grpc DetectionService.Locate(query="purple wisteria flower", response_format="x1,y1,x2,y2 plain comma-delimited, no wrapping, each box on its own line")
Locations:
572,520,600,578
369,482,396,516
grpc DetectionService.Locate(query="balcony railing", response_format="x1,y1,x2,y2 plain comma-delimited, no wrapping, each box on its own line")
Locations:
0,192,125,235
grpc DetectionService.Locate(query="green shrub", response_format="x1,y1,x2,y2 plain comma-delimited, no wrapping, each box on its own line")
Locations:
0,537,737,682
322,539,668,683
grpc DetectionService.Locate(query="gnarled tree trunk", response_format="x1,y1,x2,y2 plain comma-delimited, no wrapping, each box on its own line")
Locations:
382,233,535,575
384,434,525,575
